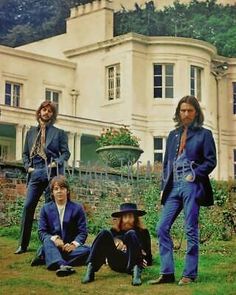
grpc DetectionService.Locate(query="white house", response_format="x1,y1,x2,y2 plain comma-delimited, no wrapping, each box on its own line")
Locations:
0,0,235,179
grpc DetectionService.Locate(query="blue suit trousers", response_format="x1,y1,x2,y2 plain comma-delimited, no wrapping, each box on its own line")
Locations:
43,238,90,269
157,179,200,279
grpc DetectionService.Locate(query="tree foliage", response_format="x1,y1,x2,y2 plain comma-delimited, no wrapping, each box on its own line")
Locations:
114,0,236,57
0,0,235,57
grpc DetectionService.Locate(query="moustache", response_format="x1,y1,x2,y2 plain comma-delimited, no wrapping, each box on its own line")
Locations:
121,222,134,228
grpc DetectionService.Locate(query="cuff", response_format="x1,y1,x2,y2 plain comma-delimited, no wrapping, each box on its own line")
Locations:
71,241,81,248
51,235,60,242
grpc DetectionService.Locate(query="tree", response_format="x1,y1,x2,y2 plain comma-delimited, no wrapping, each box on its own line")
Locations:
0,0,235,57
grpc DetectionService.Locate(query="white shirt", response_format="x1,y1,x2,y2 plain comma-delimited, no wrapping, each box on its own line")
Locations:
56,203,66,231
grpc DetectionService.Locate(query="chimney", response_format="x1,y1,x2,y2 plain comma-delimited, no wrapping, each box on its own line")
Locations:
66,0,114,49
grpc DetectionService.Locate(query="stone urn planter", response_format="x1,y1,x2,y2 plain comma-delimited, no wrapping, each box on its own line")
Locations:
96,145,144,168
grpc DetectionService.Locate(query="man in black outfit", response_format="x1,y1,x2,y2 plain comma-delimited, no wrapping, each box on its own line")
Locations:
82,203,152,286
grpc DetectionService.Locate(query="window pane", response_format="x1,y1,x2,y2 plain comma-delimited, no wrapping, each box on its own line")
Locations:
233,84,236,114
234,164,236,180
166,87,173,98
233,82,236,92
107,65,120,100
53,92,59,102
166,65,173,75
154,64,162,75
154,87,162,98
14,84,20,95
165,76,173,87
154,137,163,150
5,94,11,105
154,153,163,163
191,66,195,77
191,78,195,90
5,83,11,94
234,149,236,161
154,76,162,87
45,90,51,100
197,70,201,100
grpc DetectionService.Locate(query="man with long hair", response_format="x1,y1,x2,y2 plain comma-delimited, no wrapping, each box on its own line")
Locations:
37,175,90,276
15,101,70,254
82,203,152,286
149,95,216,286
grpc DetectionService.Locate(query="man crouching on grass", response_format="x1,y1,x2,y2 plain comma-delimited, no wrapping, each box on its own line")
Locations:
82,203,152,286
36,175,90,276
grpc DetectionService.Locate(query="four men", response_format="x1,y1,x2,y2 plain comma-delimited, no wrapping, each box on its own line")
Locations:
13,96,217,286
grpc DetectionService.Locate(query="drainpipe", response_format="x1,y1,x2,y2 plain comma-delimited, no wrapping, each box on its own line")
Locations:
211,61,228,180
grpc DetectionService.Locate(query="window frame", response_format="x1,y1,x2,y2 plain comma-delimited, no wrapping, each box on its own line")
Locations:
106,64,120,101
233,82,236,115
5,81,22,107
153,63,174,99
153,137,166,163
190,65,202,100
234,149,236,180
45,88,60,112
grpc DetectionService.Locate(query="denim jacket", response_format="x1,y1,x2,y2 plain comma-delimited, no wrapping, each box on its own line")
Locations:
161,126,217,206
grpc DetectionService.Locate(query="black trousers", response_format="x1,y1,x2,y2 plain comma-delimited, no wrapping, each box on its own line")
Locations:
87,229,143,273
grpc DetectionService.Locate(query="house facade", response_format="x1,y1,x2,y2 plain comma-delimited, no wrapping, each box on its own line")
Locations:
0,0,235,179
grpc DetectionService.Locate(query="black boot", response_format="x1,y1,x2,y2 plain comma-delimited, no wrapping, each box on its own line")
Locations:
82,263,95,284
148,273,175,284
132,265,142,286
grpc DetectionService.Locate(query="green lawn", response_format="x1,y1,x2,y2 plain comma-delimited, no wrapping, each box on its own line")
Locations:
0,231,236,295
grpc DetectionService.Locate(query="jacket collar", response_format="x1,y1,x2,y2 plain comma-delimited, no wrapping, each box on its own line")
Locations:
175,122,202,140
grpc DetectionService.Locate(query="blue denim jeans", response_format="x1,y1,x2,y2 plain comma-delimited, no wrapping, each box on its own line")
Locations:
157,179,200,279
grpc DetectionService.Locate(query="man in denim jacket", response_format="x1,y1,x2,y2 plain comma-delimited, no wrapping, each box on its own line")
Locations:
150,95,216,286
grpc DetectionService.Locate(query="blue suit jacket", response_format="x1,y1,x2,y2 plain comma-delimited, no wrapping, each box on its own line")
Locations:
38,200,88,245
22,124,70,175
162,126,217,206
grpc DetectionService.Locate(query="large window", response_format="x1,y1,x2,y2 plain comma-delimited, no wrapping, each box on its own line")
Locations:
234,149,236,180
190,65,202,100
107,64,120,101
45,89,60,111
153,64,174,99
154,137,166,163
5,82,21,107
233,82,236,114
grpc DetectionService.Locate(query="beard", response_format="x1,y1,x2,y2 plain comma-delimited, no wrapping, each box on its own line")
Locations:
121,222,134,231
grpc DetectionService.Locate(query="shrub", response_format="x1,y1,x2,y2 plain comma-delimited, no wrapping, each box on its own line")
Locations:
96,126,140,148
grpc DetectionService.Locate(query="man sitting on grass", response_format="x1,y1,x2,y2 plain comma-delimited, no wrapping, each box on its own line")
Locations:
82,202,152,286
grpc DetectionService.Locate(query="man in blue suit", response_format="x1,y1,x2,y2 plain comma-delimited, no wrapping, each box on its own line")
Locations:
37,175,90,277
15,101,70,254
149,95,216,286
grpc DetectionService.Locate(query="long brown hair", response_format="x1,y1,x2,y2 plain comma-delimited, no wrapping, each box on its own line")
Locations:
36,100,58,124
50,175,70,200
112,214,145,232
173,95,204,128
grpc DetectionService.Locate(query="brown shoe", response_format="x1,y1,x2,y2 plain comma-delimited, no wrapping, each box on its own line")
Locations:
148,274,175,284
178,277,195,286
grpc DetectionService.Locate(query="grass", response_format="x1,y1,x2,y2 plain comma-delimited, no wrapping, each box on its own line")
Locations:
0,227,236,295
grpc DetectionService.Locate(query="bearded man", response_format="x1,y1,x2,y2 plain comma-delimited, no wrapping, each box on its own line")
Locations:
15,100,70,254
82,203,152,286
149,95,216,286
